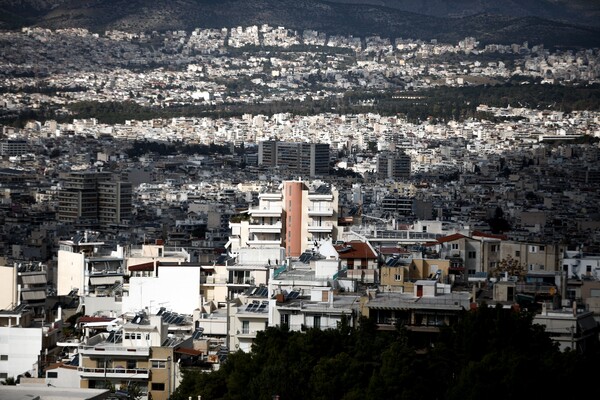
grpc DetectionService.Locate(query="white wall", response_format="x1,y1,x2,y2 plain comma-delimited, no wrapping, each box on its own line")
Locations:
122,266,201,315
0,326,42,379
46,365,81,388
57,250,85,296
83,296,121,317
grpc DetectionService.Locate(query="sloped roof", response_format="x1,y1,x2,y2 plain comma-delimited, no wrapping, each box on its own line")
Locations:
436,233,468,243
334,241,377,259
472,230,508,240
128,261,154,271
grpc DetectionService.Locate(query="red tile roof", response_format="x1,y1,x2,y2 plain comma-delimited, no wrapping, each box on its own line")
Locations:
436,233,467,243
334,241,377,259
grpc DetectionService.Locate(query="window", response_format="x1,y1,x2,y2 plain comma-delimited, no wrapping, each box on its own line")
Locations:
151,360,166,369
314,316,321,329
529,246,537,253
47,372,58,378
515,250,520,257
394,274,402,281
0,373,7,379
127,360,136,369
422,226,427,232
242,320,250,334
280,314,289,327
0,355,7,361
539,246,545,251
491,245,499,252
151,383,165,391
451,243,459,250
468,251,476,259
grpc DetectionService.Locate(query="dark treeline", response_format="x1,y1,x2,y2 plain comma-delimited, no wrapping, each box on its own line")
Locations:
125,140,231,158
172,304,596,400
2,83,599,127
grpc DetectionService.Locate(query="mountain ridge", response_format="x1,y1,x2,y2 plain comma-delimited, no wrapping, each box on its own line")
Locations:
0,0,599,48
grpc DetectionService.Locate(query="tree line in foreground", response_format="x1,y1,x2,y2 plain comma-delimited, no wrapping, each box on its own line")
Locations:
172,304,597,400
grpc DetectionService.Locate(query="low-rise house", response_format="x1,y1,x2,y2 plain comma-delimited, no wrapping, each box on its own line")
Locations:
533,302,599,353
363,280,471,343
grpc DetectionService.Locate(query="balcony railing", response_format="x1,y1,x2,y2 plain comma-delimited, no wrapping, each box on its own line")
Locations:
248,207,282,217
308,208,334,216
248,222,282,233
307,223,334,232
78,367,150,379
78,345,150,357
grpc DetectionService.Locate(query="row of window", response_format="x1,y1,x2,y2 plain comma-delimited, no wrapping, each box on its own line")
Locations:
124,333,150,340
449,244,546,254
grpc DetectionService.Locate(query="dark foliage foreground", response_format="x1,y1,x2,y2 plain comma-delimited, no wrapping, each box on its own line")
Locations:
172,304,597,400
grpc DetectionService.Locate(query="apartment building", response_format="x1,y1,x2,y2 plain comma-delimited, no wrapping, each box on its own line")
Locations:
56,232,125,298
228,180,339,259
377,150,411,179
57,171,132,228
258,141,330,177
0,139,29,157
0,304,61,382
74,313,192,400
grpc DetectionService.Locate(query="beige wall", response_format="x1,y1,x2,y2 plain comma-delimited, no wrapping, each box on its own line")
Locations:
57,250,85,296
0,264,17,310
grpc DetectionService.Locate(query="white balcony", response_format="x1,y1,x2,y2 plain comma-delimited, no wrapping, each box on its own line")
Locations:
308,208,334,217
79,345,150,358
308,193,334,201
248,206,282,218
78,367,150,379
247,239,281,246
307,223,334,233
258,192,283,200
248,222,282,234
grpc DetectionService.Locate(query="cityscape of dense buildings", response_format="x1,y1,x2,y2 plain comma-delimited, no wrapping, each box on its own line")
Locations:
0,22,599,399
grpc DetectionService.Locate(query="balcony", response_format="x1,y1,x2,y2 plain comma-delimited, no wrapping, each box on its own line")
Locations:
248,206,282,218
79,345,150,357
308,208,334,217
237,329,260,339
248,222,282,234
247,239,281,246
258,192,282,201
202,276,228,285
307,223,334,233
308,193,334,201
78,367,150,379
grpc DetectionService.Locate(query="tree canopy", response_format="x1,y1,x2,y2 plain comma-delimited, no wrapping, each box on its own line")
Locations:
172,305,597,400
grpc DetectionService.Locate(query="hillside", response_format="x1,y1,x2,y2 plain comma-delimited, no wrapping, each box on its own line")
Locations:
0,0,599,48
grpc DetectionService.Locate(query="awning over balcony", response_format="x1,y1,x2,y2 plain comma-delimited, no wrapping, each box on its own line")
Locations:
128,262,154,272
89,276,123,286
175,347,203,356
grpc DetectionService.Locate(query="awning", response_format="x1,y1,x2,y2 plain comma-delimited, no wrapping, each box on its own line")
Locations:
89,276,123,285
21,274,47,285
128,262,155,272
175,347,203,356
21,290,46,300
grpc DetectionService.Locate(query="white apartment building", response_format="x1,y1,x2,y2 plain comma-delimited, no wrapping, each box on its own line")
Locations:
227,179,339,259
